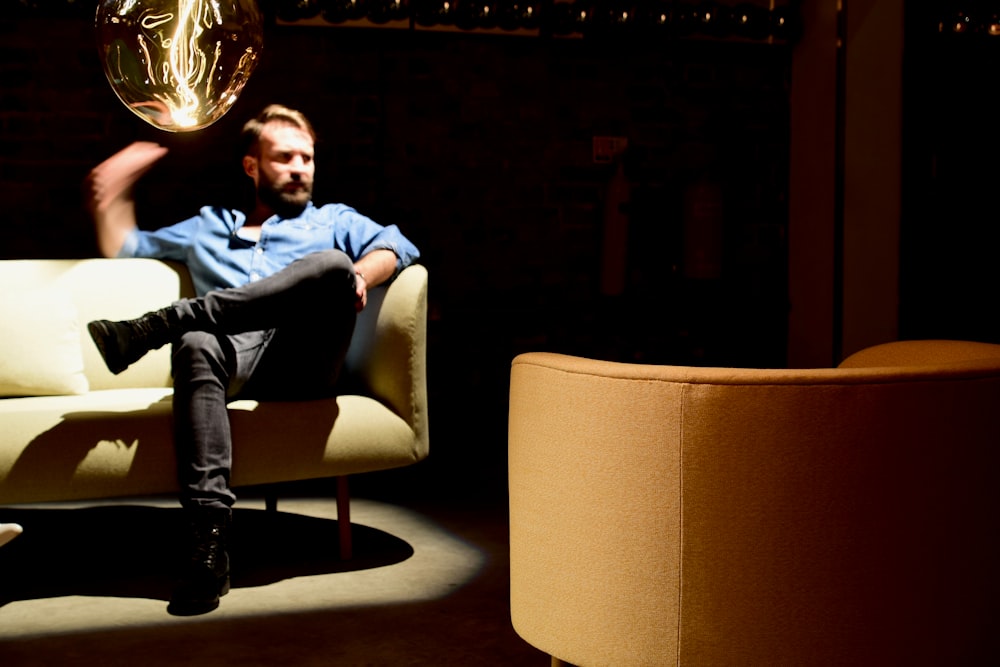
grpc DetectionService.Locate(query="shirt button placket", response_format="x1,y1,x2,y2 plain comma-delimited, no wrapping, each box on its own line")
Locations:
249,239,264,281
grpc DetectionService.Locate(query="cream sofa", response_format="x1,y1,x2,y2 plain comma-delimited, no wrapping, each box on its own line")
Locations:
509,340,1000,666
0,258,429,557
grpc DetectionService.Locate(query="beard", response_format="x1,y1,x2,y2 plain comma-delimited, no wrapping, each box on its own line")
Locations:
257,171,312,219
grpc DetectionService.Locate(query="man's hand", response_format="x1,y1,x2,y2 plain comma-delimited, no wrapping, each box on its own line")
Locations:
353,248,399,312
86,141,168,214
85,141,169,257
354,273,369,313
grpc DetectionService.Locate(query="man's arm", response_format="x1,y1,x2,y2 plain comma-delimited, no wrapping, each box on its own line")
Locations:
84,141,169,257
352,248,398,312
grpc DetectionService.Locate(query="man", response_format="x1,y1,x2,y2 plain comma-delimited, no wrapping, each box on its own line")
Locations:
84,104,420,616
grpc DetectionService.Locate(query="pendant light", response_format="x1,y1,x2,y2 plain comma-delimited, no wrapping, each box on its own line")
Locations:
95,0,264,132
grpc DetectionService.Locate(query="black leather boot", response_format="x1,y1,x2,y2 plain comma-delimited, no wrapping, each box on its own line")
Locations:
167,507,231,616
87,308,178,375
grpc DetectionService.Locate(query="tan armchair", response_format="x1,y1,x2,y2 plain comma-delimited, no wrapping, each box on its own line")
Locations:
508,340,1000,666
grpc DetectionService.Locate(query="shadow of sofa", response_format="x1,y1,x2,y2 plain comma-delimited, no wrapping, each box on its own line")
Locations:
0,258,429,559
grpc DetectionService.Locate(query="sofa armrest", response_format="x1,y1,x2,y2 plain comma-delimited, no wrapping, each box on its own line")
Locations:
344,264,429,447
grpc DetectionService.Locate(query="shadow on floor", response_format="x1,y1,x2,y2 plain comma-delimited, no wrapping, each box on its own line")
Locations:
0,505,412,607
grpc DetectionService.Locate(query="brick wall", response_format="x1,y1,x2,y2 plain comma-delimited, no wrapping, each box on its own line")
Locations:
1,10,792,491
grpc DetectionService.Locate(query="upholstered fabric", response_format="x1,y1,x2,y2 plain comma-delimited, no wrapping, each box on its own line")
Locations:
0,259,191,392
838,337,1000,369
508,342,1000,666
0,258,429,506
0,288,89,397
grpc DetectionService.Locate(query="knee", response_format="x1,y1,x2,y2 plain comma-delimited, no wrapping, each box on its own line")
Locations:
293,250,356,296
172,331,230,378
301,249,353,275
175,330,222,354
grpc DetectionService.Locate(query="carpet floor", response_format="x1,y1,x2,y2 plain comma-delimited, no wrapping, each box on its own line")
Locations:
0,489,546,666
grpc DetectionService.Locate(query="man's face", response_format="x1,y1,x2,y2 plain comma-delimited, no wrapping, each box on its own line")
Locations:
245,121,315,218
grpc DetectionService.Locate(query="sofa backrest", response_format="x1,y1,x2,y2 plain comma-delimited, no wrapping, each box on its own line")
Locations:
0,259,429,433
0,259,192,391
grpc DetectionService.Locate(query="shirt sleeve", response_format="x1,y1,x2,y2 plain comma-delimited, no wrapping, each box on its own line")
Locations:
328,205,421,273
117,215,205,261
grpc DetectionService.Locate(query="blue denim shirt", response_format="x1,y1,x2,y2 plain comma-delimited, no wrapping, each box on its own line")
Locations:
119,202,420,297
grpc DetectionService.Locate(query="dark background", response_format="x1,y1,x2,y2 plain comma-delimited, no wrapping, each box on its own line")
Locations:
1,1,997,497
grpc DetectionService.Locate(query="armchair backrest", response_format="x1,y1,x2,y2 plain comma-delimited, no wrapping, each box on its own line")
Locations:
508,344,1000,665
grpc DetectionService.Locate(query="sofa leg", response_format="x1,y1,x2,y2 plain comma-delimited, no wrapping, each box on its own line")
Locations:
337,475,352,560
264,482,348,559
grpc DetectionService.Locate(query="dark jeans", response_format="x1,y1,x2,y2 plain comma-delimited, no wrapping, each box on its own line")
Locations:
169,250,358,510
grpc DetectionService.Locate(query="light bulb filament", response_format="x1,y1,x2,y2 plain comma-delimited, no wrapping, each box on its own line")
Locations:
97,0,263,132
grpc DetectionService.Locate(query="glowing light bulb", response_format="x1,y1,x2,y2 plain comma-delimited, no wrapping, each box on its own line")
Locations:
96,0,264,132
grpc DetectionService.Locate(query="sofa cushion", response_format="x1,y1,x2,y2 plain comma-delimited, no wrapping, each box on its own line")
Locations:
0,389,421,504
0,288,89,397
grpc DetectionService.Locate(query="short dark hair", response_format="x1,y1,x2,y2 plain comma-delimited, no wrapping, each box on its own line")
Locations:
240,104,316,157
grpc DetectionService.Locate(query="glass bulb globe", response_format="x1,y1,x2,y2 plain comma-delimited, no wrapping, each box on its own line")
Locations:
96,0,264,132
